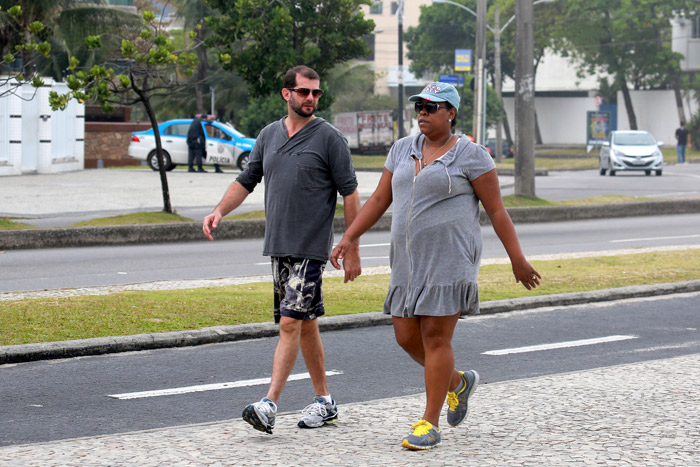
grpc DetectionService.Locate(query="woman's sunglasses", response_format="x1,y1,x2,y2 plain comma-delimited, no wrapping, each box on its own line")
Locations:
414,101,448,114
287,87,324,98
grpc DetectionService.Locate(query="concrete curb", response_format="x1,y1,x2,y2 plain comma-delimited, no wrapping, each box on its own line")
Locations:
2,280,698,365
2,199,699,250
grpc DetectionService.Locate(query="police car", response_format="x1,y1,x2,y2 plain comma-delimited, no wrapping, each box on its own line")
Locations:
128,119,256,171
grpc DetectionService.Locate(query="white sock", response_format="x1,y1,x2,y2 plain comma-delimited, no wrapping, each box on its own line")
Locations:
319,394,333,404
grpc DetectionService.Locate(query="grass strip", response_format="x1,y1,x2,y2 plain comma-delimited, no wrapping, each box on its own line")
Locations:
1,250,698,346
68,211,194,227
0,218,37,230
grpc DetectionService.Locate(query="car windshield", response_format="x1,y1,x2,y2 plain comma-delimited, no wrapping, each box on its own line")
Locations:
614,133,655,145
221,122,246,138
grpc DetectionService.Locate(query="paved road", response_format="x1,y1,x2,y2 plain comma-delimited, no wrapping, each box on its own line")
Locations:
2,166,699,464
500,163,700,201
1,291,699,463
1,163,699,227
3,213,700,293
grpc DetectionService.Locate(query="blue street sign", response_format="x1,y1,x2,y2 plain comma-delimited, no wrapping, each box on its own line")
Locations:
439,74,465,86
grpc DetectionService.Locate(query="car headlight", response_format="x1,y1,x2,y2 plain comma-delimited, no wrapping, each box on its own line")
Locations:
653,149,662,158
613,149,626,159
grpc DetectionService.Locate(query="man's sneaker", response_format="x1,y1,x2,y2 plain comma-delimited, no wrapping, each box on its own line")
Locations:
297,396,338,428
401,420,442,450
242,398,277,434
446,370,479,427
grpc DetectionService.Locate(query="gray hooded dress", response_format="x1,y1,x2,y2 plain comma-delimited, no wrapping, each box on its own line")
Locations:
383,134,496,318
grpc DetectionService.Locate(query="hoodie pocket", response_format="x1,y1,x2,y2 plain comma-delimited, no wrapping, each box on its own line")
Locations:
296,163,328,191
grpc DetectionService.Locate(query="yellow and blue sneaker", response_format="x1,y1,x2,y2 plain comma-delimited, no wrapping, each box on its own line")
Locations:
446,370,479,427
401,419,442,450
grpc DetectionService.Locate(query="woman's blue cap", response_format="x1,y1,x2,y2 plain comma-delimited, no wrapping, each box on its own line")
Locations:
408,82,460,111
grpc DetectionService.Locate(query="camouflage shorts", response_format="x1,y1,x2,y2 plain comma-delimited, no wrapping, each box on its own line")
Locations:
271,256,325,323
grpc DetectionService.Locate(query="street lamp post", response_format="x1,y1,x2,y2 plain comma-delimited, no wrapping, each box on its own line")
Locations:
435,0,486,145
433,0,553,155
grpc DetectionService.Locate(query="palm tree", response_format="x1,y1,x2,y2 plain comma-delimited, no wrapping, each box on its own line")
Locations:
0,0,141,80
171,0,215,113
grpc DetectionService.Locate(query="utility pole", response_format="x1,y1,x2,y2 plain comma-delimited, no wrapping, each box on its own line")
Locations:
397,0,405,139
514,0,536,197
473,0,487,145
494,6,503,162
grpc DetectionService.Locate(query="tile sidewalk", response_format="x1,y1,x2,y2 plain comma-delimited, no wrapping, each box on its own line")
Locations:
1,353,698,466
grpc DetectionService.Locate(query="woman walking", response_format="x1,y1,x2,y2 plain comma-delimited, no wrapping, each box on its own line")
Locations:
331,82,541,450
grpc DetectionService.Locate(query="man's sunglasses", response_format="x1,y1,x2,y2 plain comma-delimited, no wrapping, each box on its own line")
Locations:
287,87,324,98
414,101,448,114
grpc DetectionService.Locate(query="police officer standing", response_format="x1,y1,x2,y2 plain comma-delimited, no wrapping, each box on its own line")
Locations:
187,114,207,172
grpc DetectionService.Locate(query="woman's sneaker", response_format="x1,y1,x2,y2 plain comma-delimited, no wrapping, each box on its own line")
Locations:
401,420,442,450
242,398,277,434
446,370,479,427
297,396,338,428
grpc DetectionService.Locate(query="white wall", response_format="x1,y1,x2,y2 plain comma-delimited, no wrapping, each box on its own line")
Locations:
502,96,598,145
500,90,698,146
616,89,698,146
0,80,84,176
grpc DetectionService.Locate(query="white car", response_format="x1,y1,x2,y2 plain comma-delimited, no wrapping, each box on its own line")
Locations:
128,119,256,171
599,130,663,176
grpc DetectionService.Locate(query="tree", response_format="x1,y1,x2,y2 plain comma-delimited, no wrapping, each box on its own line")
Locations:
405,2,478,77
554,0,698,129
325,62,394,113
206,0,375,101
0,4,51,97
404,0,556,141
49,11,201,214
171,0,216,113
1,1,141,85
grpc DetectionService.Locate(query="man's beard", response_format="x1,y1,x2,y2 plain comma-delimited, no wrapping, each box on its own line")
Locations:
291,98,316,118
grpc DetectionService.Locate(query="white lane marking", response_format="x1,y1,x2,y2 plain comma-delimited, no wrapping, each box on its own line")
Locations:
611,234,700,243
482,335,638,356
108,370,343,400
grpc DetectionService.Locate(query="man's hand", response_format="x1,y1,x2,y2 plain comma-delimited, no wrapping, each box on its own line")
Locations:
202,211,222,241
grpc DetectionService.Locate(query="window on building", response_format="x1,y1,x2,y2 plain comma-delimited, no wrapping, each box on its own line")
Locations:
692,16,700,38
358,34,375,61
370,1,383,15
391,2,399,15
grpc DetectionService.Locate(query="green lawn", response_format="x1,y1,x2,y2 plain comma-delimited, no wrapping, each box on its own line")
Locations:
2,249,698,346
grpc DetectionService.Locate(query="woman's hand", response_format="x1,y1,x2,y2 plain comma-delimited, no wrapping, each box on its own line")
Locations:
512,259,542,290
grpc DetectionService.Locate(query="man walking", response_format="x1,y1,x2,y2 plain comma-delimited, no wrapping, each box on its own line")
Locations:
202,65,361,434
675,121,690,164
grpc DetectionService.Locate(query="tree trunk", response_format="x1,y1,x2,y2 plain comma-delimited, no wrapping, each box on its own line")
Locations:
533,62,542,145
139,92,172,213
620,78,637,130
502,113,513,146
195,36,208,113
649,5,686,125
514,0,536,198
670,71,686,124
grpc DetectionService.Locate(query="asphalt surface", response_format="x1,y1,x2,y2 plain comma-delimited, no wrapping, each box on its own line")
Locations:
2,168,700,464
